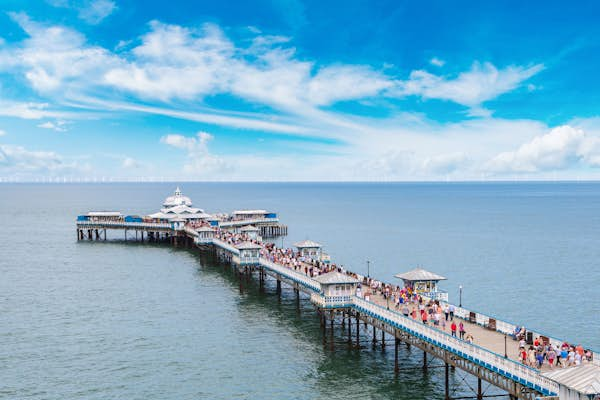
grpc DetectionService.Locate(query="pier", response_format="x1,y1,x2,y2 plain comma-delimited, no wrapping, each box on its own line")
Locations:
76,188,600,400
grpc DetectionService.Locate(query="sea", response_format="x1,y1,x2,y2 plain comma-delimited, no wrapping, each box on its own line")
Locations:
1,182,598,399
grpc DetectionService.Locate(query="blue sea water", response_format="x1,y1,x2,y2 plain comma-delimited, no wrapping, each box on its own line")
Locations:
0,182,598,399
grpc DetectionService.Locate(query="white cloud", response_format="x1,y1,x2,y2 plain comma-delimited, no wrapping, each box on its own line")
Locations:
37,120,68,132
484,125,596,173
161,131,233,176
0,144,78,173
0,102,68,120
78,0,116,24
47,0,117,24
0,129,5,136
4,12,119,92
122,157,142,169
430,57,445,67
421,152,469,174
394,62,544,112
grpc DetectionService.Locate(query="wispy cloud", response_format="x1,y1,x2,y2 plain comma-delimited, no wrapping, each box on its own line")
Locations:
37,120,68,132
0,143,80,174
392,62,544,114
47,0,117,24
430,57,445,67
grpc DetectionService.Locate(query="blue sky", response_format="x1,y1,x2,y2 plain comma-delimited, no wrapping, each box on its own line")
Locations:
1,0,600,181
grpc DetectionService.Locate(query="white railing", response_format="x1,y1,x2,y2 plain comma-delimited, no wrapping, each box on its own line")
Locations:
211,238,240,255
184,226,199,237
310,294,353,308
259,258,321,293
239,256,260,265
195,237,214,245
218,218,279,227
352,297,559,396
77,221,171,229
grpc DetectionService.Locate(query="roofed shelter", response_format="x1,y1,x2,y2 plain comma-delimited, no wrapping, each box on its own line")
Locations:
395,267,448,301
294,240,322,261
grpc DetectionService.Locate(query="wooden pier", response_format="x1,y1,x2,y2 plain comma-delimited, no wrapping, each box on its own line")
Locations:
76,191,599,400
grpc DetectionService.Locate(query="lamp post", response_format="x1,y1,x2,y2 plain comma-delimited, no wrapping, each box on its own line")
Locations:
459,285,463,307
367,260,370,278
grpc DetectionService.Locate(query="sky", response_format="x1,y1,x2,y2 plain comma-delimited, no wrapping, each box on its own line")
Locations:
0,0,600,181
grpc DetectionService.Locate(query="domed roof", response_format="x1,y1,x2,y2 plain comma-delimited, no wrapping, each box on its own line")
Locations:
163,187,193,208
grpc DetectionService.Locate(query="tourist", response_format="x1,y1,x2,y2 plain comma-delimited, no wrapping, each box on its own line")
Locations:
451,322,457,337
402,305,409,317
444,304,450,321
527,346,537,368
449,304,455,320
465,333,474,344
520,348,528,364
547,346,556,369
421,310,428,325
560,346,569,368
440,315,446,331
536,348,545,369
459,322,465,339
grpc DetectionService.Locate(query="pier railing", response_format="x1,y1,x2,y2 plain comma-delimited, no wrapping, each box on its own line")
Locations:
259,258,321,293
76,221,171,229
352,297,559,396
219,217,279,227
310,294,353,308
211,238,240,255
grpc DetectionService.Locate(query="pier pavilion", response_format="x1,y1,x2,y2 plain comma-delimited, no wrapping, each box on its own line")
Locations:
294,239,322,261
395,267,449,302
76,189,600,400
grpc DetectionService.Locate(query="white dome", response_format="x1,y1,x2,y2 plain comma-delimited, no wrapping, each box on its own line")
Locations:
163,187,193,208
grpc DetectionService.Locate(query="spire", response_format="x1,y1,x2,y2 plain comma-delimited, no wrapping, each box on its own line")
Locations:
175,186,181,196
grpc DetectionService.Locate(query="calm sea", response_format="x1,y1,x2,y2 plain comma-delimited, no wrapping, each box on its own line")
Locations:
1,182,598,399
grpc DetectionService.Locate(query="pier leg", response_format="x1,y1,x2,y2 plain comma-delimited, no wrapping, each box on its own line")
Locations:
95,229,99,240
423,351,427,371
356,313,360,346
104,229,106,240
276,279,281,296
347,312,352,347
477,378,482,400
381,329,385,349
372,326,377,346
394,338,399,374
445,363,450,400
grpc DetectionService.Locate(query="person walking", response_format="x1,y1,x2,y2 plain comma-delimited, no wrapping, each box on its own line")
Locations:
459,322,465,339
451,322,457,337
444,304,449,321
449,304,455,320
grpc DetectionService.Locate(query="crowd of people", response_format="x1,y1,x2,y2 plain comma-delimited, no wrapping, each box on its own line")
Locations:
518,338,594,369
191,224,594,370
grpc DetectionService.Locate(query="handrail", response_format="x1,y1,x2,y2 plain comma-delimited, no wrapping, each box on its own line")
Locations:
259,258,321,293
211,238,240,255
351,297,559,396
218,217,279,227
76,221,171,229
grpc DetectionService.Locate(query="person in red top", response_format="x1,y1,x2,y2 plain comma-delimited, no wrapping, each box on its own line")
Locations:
534,338,540,347
451,322,457,337
421,310,428,324
520,349,528,364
